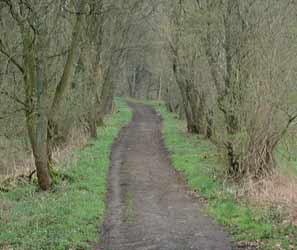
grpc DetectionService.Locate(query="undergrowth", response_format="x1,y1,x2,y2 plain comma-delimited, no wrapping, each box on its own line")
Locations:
149,101,297,250
0,99,132,250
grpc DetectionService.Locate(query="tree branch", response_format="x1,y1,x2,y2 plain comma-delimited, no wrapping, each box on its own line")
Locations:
0,89,28,109
0,39,24,74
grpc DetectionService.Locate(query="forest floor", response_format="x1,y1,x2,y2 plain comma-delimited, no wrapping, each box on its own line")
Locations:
99,102,231,250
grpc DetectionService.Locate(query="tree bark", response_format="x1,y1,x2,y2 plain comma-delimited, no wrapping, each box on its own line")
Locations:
173,68,196,133
48,1,87,146
34,53,52,190
20,19,52,190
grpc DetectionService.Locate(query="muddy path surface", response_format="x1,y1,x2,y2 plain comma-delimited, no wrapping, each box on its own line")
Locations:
99,102,232,250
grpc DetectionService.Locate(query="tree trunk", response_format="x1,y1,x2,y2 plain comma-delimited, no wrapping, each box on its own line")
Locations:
48,0,86,148
21,22,52,190
173,61,198,133
204,0,243,177
99,66,115,117
89,118,97,138
158,75,162,101
34,82,52,190
196,93,207,136
206,109,214,139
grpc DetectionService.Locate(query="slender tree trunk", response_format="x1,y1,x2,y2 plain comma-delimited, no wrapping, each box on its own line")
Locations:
20,21,52,190
206,109,214,139
48,1,86,146
95,67,114,126
35,60,51,190
223,0,243,134
45,1,86,167
158,75,162,101
172,59,198,133
88,112,98,139
196,93,207,135
204,0,243,176
21,21,36,148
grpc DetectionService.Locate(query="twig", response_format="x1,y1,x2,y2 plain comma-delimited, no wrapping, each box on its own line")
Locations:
0,39,24,74
28,170,36,182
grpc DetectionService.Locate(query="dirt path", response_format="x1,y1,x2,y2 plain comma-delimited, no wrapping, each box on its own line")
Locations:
99,103,231,250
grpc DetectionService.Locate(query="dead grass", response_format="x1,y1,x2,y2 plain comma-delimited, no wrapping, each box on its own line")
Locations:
51,127,89,169
0,127,89,185
243,174,297,225
0,158,34,184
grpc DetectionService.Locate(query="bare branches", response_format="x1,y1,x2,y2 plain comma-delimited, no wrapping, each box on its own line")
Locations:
7,0,28,24
0,89,27,109
47,49,70,59
0,39,24,73
0,108,25,120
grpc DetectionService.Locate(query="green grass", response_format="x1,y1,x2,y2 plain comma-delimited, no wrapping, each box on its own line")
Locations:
149,101,297,250
0,99,132,250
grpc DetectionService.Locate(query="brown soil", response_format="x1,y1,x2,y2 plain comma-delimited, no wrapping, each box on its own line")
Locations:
98,102,232,250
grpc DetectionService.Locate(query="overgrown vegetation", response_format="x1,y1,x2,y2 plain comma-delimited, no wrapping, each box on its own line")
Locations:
0,100,132,250
0,0,145,190
152,101,297,250
161,0,297,180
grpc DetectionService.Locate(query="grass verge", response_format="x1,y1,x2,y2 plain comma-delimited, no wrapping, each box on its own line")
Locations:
148,101,297,250
0,99,132,250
